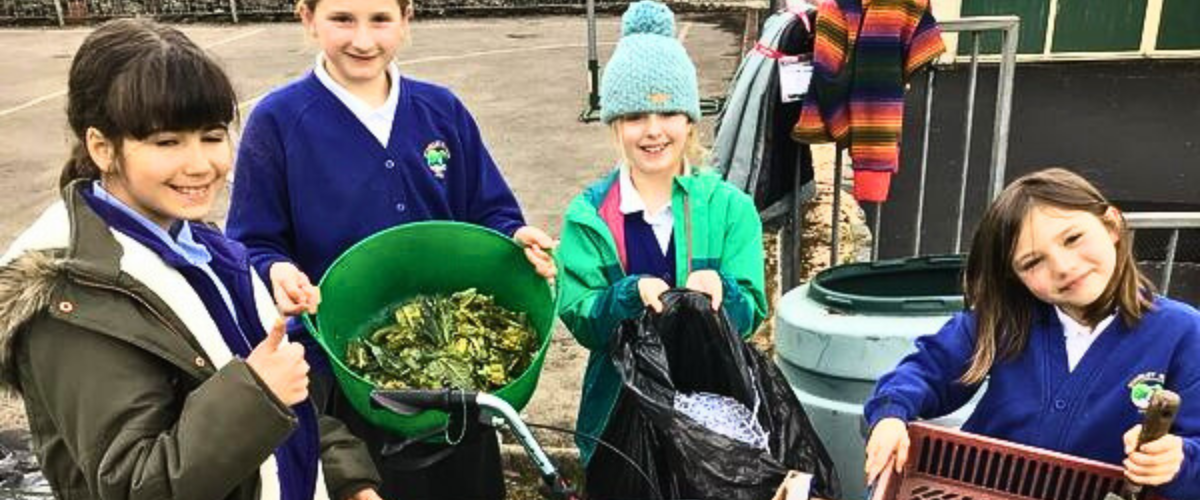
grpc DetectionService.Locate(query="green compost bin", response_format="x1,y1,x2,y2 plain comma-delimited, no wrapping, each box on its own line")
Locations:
774,254,983,495
303,221,555,438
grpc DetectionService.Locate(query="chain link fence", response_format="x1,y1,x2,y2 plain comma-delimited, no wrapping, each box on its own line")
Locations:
0,0,57,22
1,0,673,25
1,0,258,24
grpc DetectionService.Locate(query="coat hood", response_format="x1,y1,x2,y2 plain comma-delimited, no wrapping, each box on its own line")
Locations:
0,201,72,389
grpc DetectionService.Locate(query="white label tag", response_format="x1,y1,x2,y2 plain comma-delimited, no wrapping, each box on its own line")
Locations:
779,58,813,103
786,471,813,500
772,470,813,500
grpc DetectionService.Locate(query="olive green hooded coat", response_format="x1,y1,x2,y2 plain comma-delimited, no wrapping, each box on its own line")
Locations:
0,183,379,500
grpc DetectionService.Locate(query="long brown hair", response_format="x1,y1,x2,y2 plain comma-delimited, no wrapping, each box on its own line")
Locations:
59,19,237,189
959,168,1154,384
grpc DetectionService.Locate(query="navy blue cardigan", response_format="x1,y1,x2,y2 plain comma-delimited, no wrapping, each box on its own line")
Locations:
228,72,526,290
865,297,1200,499
227,73,527,366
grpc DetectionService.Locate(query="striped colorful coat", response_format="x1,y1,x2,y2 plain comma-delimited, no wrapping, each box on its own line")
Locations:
792,0,945,202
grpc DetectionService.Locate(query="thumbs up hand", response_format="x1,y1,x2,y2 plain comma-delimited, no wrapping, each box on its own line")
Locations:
246,318,310,406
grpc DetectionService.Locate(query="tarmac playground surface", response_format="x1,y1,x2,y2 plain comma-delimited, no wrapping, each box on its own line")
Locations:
0,12,749,449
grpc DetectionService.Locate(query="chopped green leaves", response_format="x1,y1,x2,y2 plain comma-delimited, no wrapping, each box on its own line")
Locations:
344,288,538,392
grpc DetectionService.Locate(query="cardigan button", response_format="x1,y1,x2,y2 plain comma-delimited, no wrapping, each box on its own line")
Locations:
194,356,207,368
395,202,406,213
1053,399,1066,411
57,301,75,314
384,159,395,169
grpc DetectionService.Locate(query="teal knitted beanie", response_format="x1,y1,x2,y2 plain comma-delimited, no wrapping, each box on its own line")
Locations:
599,1,700,124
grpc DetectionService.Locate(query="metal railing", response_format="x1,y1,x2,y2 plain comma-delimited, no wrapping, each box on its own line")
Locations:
1126,212,1200,296
828,16,1021,266
1,0,274,24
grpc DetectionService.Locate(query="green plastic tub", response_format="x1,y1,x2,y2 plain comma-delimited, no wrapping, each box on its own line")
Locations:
303,221,554,437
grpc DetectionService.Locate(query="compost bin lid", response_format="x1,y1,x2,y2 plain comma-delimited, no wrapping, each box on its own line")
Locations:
806,254,966,315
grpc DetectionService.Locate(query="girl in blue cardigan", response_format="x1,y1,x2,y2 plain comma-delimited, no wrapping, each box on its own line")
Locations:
863,168,1200,499
226,0,554,497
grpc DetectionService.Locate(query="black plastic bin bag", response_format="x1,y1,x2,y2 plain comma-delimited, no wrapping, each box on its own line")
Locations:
585,290,839,500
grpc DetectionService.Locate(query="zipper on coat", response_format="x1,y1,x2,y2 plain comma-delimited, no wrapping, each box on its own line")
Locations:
71,275,212,377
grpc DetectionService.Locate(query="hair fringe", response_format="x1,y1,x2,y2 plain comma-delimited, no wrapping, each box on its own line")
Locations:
59,19,237,188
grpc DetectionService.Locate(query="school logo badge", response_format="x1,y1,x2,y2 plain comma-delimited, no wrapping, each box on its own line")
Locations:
423,141,450,179
1128,372,1166,410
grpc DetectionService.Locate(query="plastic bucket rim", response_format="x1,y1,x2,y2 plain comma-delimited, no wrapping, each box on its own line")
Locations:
302,221,555,421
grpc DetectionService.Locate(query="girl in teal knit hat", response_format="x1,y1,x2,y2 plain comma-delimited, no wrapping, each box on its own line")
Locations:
556,1,769,496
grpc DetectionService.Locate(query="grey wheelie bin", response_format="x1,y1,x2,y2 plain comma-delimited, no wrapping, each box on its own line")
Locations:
774,254,984,494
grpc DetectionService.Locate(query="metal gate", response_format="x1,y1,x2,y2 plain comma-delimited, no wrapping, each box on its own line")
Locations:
817,15,1199,305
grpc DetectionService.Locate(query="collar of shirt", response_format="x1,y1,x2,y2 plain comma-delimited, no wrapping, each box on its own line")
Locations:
618,164,672,220
313,52,401,147
618,164,674,253
90,181,212,267
1055,306,1118,339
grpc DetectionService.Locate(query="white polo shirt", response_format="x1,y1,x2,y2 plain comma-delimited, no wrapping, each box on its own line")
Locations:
1056,307,1118,372
313,53,401,148
618,165,674,255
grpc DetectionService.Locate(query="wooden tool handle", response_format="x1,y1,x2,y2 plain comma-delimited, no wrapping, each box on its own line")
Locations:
1138,390,1181,446
1122,389,1182,500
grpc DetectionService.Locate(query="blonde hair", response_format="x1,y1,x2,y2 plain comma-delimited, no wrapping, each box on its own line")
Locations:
609,117,707,174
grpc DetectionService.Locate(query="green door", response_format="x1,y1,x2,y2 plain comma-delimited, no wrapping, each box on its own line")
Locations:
1157,0,1200,50
960,0,1050,54
1052,0,1147,52
958,0,1198,55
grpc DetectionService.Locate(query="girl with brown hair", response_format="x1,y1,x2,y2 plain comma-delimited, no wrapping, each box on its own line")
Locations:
863,168,1200,499
1,18,381,500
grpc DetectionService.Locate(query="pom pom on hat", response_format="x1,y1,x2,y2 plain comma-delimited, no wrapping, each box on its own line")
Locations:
622,0,675,37
600,1,700,124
